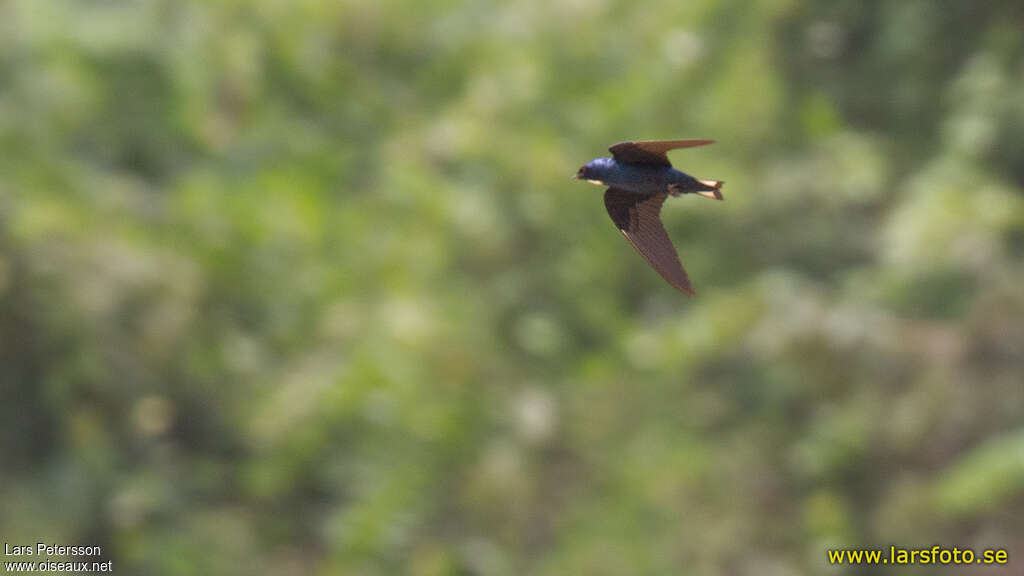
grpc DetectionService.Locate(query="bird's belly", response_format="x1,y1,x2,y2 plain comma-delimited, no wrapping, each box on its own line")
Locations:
606,181,658,194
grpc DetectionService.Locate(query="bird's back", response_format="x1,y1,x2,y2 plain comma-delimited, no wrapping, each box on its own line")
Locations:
604,160,687,195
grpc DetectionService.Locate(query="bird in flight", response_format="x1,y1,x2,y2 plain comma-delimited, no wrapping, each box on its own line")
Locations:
575,139,723,296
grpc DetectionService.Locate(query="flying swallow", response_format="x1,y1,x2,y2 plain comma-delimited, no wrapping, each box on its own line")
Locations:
575,139,723,296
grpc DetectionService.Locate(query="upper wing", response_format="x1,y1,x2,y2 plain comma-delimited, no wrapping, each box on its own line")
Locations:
608,139,715,166
604,188,694,296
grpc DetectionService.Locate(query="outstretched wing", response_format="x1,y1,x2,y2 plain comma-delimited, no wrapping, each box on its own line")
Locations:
604,188,694,296
608,139,715,166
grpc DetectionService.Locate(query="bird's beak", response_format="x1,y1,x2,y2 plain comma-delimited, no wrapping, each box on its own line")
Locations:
573,173,581,179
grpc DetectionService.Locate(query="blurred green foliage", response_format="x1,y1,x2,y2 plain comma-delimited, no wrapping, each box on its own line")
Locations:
2,0,1024,574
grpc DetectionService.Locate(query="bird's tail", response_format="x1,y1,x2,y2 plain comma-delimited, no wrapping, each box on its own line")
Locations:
694,179,724,200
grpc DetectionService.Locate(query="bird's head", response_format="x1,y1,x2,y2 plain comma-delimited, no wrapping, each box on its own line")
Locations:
574,158,611,186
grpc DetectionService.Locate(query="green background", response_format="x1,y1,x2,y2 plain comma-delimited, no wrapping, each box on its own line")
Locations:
2,1,1023,574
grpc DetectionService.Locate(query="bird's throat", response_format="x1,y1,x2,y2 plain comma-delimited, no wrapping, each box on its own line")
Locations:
586,179,605,186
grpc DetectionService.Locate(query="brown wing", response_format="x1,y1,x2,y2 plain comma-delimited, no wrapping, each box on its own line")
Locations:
608,139,715,166
604,188,694,296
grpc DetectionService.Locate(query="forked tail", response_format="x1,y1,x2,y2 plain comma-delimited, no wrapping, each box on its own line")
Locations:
695,179,724,200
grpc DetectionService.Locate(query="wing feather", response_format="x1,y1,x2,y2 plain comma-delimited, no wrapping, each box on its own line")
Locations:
608,139,714,166
604,188,694,295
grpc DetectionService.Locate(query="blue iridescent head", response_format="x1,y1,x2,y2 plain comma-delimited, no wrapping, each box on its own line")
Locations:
575,157,614,183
